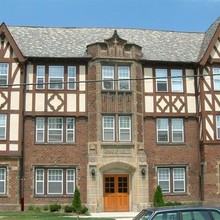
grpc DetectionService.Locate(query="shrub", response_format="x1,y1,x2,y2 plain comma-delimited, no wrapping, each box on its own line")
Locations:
72,187,82,213
80,205,89,214
28,205,40,212
49,203,61,212
153,185,164,207
164,201,182,206
43,205,49,211
64,205,74,213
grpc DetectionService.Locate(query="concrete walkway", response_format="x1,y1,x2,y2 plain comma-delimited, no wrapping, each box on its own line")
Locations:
89,212,138,220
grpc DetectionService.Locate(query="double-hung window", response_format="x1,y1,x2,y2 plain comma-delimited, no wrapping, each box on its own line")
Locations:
36,66,45,89
48,169,63,194
118,66,130,90
66,169,75,194
68,66,76,90
119,116,131,141
36,117,75,143
49,66,64,89
0,63,8,87
157,118,184,143
35,169,44,194
216,116,220,139
0,168,6,194
102,66,114,90
156,69,168,92
103,116,115,141
0,114,6,140
213,68,220,90
171,69,183,92
158,167,186,193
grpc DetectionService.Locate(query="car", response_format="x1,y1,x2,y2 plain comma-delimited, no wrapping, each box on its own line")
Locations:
132,206,220,220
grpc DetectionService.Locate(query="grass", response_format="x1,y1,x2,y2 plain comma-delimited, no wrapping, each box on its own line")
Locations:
0,211,115,220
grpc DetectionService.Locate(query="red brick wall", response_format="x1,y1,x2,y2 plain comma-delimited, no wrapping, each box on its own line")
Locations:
23,116,88,208
145,117,201,204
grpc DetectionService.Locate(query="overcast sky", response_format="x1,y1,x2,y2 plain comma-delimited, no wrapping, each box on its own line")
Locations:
0,0,220,32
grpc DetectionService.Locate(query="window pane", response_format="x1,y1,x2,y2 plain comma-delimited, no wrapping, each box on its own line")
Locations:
68,66,76,89
103,116,115,141
36,117,44,142
118,66,130,90
102,66,114,90
158,168,170,192
0,115,6,140
156,69,167,92
213,68,220,90
36,66,45,89
48,170,63,194
157,118,168,142
48,118,63,142
119,116,131,141
0,63,8,87
216,116,220,139
49,66,64,89
0,168,6,194
172,119,184,142
173,168,185,192
66,118,75,142
66,169,75,194
171,69,183,92
36,169,44,194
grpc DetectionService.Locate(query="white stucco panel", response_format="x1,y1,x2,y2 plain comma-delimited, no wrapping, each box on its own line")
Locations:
79,65,86,91
26,65,34,90
25,93,33,111
145,96,154,112
10,91,20,110
185,69,195,93
12,63,20,88
9,144,18,151
156,96,170,113
35,93,45,111
47,93,64,112
206,115,214,140
79,94,86,112
0,91,8,110
4,46,10,58
10,114,19,141
187,96,196,113
67,94,76,112
204,94,212,111
144,68,153,93
0,144,6,151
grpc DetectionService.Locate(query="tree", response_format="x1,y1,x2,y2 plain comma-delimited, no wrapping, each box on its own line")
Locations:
153,185,164,207
72,187,82,213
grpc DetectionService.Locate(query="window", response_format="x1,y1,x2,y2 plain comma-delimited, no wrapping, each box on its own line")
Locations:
68,66,76,90
35,168,75,195
118,66,130,90
36,117,75,143
0,114,6,140
216,116,220,139
157,118,184,143
213,68,220,90
36,66,45,89
102,66,114,90
49,66,64,89
0,168,6,194
102,115,131,142
171,69,183,92
158,167,186,193
156,69,168,92
0,63,8,87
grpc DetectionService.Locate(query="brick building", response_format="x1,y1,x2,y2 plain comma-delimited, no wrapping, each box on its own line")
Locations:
0,17,220,212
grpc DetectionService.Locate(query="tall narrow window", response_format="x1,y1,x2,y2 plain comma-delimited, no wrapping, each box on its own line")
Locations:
36,117,45,142
216,116,220,139
103,116,115,141
68,66,76,90
172,118,184,142
213,68,220,90
118,66,130,90
66,118,75,143
48,118,63,142
36,66,45,89
119,116,131,141
35,169,44,194
171,69,183,92
157,118,169,142
48,169,63,194
49,66,64,89
173,168,185,192
156,69,168,92
0,168,6,194
66,169,75,194
102,66,114,90
0,114,6,140
158,168,170,192
0,63,8,87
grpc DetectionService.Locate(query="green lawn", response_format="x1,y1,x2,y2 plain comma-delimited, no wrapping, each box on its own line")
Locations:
0,211,115,220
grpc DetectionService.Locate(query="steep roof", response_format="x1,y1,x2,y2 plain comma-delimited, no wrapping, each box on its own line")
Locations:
7,25,205,63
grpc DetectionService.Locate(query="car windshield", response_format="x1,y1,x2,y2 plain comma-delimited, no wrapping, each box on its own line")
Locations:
133,210,153,220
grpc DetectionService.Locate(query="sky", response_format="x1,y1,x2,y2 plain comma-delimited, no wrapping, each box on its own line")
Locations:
0,0,220,33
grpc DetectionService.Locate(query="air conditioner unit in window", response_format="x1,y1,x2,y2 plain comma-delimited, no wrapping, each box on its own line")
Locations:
103,81,113,90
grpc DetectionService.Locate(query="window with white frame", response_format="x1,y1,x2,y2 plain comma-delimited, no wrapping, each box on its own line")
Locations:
213,68,220,90
68,66,76,90
102,66,114,90
36,117,75,143
36,66,45,89
0,168,6,194
157,118,184,143
216,116,220,139
102,115,131,142
49,66,64,89
158,167,186,193
35,168,75,195
118,66,130,90
171,69,183,92
0,114,6,140
0,63,8,87
156,69,168,92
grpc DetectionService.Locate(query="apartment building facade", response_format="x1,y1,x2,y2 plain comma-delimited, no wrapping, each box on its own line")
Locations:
0,17,220,212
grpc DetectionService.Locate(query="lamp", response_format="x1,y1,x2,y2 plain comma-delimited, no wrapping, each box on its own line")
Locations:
141,168,145,175
91,169,95,176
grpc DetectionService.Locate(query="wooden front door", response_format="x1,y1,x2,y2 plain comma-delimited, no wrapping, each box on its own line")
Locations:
104,174,129,212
